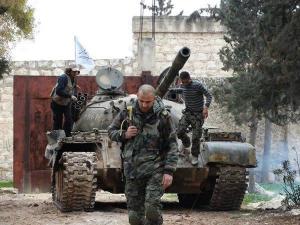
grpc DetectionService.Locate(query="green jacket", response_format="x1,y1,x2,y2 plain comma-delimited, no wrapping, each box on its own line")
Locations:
108,98,178,179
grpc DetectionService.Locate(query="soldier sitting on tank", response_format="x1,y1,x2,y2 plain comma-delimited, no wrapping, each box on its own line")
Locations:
108,84,178,225
169,71,212,165
50,64,79,137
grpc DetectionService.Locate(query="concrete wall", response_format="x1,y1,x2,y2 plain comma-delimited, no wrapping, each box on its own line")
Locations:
0,16,299,181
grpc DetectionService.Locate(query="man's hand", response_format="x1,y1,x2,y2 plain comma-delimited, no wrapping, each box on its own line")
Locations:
71,95,78,101
203,106,208,119
125,126,138,139
162,174,173,190
76,84,82,90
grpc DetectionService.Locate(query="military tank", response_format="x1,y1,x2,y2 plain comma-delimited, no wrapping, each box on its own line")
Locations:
45,47,256,212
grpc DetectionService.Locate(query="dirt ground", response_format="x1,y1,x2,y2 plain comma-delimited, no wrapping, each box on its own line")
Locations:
0,190,300,225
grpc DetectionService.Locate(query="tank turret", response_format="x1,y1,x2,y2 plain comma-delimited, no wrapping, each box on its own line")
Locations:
72,67,128,131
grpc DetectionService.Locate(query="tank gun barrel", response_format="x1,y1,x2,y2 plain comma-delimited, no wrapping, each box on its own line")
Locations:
155,47,190,98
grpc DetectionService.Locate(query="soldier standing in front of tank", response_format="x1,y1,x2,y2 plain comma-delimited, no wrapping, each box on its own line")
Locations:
50,64,79,137
170,71,212,165
108,84,178,225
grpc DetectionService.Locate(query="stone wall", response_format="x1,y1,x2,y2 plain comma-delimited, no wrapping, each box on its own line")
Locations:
0,16,299,180
11,58,135,77
132,16,229,77
0,74,13,179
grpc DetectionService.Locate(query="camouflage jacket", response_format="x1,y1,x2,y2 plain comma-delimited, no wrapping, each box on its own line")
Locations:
108,98,178,179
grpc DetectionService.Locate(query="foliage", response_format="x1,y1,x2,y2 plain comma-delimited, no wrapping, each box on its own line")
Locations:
259,183,284,194
147,0,173,16
212,74,261,125
274,160,300,208
0,0,34,54
0,0,34,78
210,0,300,126
208,1,263,126
187,5,220,23
243,183,283,204
0,57,10,78
0,180,13,188
243,193,272,204
162,193,178,201
256,0,300,125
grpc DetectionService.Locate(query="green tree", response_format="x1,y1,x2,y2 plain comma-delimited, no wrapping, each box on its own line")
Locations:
195,1,263,190
256,0,300,125
212,72,260,191
217,0,300,126
147,0,174,16
0,0,34,78
209,0,263,136
211,0,299,185
211,0,263,160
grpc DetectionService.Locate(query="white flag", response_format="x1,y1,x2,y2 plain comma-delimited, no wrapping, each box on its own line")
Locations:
74,36,95,73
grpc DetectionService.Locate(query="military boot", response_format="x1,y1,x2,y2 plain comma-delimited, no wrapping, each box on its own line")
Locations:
189,154,198,166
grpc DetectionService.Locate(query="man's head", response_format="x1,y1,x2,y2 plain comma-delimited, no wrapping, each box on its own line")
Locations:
137,84,156,113
65,64,80,77
179,71,192,85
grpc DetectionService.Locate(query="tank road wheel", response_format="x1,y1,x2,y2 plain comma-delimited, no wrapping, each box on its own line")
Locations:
52,152,97,212
209,166,248,210
178,179,215,208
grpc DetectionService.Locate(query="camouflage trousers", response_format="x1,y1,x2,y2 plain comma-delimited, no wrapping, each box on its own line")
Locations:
125,173,164,225
177,110,204,157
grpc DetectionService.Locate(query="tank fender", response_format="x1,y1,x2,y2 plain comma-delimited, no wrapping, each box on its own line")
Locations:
200,141,256,167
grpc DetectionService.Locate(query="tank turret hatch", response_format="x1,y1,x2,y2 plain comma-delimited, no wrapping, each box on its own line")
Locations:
96,67,124,91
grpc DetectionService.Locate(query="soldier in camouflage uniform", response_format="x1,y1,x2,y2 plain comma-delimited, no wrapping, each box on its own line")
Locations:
108,84,178,225
170,71,212,165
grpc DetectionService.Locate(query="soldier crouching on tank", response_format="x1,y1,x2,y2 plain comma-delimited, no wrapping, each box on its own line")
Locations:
108,84,178,225
169,71,212,166
50,64,79,137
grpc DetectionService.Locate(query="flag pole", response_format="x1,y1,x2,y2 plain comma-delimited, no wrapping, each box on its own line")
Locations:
74,36,77,65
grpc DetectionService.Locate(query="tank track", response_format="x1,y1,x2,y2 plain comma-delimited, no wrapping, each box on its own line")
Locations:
209,166,248,210
52,152,97,212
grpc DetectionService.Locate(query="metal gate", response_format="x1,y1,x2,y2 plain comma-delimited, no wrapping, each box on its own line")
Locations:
13,74,155,192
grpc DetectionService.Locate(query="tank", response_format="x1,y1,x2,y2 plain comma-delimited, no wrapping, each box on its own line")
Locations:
45,47,256,212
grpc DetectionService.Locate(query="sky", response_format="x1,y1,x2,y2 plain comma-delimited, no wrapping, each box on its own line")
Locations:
11,0,220,61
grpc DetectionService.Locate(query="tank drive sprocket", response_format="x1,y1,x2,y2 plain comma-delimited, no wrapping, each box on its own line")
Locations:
52,152,97,212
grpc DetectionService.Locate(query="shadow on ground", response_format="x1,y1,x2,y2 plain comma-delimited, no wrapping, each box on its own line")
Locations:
93,201,212,212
